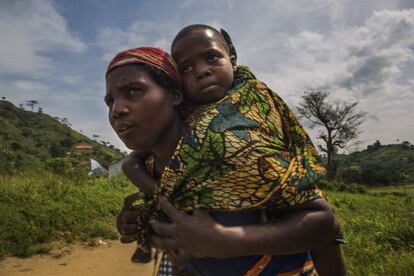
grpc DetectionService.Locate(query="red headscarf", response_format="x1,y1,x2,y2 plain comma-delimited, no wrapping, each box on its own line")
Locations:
106,47,182,86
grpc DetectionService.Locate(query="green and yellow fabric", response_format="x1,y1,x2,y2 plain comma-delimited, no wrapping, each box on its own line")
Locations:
158,65,324,209
138,65,325,255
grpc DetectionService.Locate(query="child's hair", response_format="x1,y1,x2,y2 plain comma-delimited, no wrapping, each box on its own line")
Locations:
171,24,230,53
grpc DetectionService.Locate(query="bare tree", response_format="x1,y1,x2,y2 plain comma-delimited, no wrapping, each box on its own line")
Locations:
296,91,365,180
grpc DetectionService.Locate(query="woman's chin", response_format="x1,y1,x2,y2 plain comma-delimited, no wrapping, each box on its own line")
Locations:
123,140,150,152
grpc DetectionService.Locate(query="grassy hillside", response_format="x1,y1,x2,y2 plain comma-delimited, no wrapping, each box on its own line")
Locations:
0,100,123,174
334,142,414,186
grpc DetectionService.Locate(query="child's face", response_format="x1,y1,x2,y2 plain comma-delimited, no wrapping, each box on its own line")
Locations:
172,33,235,106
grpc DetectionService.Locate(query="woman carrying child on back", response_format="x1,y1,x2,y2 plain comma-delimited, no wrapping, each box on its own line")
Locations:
110,25,346,276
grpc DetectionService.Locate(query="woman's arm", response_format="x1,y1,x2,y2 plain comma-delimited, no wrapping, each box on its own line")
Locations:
150,197,338,259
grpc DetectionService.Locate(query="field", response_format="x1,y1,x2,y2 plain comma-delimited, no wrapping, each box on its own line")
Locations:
327,191,414,275
368,184,414,195
1,173,413,275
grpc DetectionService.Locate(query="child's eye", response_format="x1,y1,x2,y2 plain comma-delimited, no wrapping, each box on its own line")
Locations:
207,55,219,62
181,64,192,73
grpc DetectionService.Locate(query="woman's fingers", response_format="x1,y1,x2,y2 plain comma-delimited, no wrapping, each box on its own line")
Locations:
120,234,137,243
159,197,185,223
151,219,176,237
169,248,191,265
151,235,179,250
123,192,144,208
119,223,139,235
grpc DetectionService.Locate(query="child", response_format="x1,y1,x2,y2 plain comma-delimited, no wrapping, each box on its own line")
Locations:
122,25,346,275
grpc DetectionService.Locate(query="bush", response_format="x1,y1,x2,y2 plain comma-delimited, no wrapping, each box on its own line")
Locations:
317,179,367,193
0,172,135,258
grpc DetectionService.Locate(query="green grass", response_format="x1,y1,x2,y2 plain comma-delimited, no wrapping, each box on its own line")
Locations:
0,172,135,258
328,191,414,275
1,173,413,275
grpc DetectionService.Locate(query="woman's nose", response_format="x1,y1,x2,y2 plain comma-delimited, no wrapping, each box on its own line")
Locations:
110,99,129,119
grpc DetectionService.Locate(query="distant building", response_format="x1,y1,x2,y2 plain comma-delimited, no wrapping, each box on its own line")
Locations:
88,159,108,177
108,159,125,177
74,142,93,153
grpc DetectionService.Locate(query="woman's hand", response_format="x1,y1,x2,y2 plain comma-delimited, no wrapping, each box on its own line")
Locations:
150,197,228,264
116,192,143,243
150,197,339,261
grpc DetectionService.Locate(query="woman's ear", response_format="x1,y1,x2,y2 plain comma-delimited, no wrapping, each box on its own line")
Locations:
171,89,183,106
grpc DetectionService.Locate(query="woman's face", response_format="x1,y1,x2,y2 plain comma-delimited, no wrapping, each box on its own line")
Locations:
105,64,181,150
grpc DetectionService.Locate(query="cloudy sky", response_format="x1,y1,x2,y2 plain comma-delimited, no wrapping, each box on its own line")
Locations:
1,0,413,153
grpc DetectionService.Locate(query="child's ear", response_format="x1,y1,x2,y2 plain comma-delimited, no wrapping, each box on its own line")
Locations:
230,55,237,66
171,89,183,106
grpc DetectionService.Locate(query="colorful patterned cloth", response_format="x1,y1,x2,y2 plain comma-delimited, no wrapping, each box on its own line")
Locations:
106,47,182,86
137,65,326,270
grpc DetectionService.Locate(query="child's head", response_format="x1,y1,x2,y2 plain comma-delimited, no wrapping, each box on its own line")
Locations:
171,24,236,106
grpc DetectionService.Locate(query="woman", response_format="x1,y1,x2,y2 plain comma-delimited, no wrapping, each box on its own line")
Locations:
107,47,341,276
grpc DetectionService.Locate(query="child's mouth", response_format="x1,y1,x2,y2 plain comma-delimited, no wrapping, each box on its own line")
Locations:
199,84,219,94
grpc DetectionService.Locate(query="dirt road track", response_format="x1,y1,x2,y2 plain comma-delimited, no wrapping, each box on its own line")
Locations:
0,241,153,276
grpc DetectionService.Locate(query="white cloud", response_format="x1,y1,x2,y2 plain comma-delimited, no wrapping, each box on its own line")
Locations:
254,9,414,148
97,21,178,61
62,74,82,85
0,0,86,77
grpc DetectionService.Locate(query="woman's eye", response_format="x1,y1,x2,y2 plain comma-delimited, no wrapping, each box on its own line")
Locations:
128,88,144,96
105,97,113,107
181,65,192,73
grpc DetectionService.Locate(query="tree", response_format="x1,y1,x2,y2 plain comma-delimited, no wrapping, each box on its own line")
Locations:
1,96,5,100
296,91,365,180
37,107,43,114
367,140,381,151
26,100,39,111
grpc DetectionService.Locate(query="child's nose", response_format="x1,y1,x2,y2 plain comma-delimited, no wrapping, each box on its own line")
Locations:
195,62,212,79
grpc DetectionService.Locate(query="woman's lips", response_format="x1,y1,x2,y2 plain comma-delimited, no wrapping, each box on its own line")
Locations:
117,125,136,137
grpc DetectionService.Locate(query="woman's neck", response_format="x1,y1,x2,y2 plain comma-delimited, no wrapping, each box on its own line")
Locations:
151,116,185,167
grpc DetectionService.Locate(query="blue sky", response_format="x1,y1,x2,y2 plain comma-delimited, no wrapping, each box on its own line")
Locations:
1,0,414,153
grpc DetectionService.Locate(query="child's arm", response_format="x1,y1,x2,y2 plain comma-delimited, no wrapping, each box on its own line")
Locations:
122,150,158,195
264,202,347,276
311,242,347,276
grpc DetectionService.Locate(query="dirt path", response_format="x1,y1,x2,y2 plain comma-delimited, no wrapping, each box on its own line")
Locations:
0,241,154,276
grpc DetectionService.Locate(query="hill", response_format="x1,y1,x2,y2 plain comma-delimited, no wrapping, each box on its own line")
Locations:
335,141,414,186
0,100,123,175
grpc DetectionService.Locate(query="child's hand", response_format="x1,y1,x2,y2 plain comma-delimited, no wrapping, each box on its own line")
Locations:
122,151,149,183
122,150,157,194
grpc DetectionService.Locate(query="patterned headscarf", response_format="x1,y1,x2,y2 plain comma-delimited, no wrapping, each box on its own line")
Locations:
106,47,182,86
